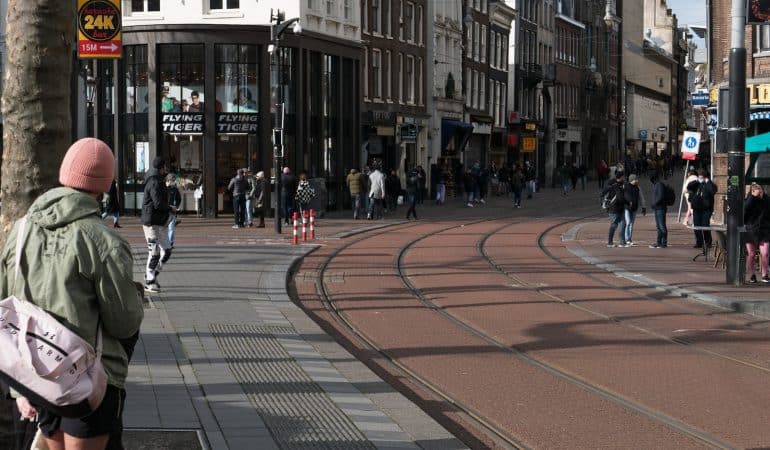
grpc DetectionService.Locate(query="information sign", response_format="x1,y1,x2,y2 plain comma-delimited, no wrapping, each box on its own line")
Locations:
78,0,121,58
681,131,700,161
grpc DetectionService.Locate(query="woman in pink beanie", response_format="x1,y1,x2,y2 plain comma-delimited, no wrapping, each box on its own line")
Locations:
2,138,144,450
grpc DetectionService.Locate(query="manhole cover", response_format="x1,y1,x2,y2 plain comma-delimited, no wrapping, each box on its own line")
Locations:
123,429,204,450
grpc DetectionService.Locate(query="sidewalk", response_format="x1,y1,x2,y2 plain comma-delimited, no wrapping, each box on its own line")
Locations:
118,181,770,449
123,220,465,449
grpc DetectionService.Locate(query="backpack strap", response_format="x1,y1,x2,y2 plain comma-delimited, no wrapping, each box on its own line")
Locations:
14,216,28,284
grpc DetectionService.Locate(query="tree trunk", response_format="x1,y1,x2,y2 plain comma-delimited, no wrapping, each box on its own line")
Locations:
0,0,75,245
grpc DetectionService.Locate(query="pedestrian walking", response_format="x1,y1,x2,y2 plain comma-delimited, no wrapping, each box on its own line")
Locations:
405,168,419,220
622,174,646,246
596,159,609,190
648,174,669,248
578,163,588,190
142,156,173,293
386,169,401,212
295,172,315,216
602,171,627,247
681,168,698,227
228,168,249,228
744,182,770,283
166,174,181,248
464,169,477,207
511,165,524,208
367,165,386,219
101,179,122,228
435,170,447,205
3,138,144,450
560,162,573,196
687,169,718,250
347,168,365,219
525,161,537,199
245,168,255,227
253,171,268,227
416,165,427,204
281,167,298,225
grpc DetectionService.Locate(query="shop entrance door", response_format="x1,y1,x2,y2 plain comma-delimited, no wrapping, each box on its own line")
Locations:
216,134,259,214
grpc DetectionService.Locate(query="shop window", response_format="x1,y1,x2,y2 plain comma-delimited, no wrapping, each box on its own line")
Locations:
210,0,239,10
215,44,258,113
158,44,205,201
131,0,159,13
122,45,150,211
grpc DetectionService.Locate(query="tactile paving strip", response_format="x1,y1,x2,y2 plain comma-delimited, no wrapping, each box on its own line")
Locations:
211,323,375,449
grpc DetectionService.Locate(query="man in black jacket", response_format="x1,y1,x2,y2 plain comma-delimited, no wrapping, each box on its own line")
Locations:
649,175,668,248
142,157,171,293
687,169,718,250
602,171,627,247
228,168,249,228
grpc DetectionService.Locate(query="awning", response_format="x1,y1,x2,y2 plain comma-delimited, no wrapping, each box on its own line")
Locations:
441,119,474,153
746,131,770,153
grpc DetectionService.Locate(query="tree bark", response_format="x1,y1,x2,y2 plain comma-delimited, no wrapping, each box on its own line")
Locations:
0,0,75,246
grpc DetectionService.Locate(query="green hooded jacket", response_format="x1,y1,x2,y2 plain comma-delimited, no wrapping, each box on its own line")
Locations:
0,187,143,388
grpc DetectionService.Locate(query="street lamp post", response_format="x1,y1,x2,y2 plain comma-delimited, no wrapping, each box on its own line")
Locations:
269,9,301,234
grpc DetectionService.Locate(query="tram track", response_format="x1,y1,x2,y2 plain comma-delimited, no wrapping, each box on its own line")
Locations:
308,210,770,449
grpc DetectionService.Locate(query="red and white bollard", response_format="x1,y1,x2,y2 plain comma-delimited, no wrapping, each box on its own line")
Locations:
309,209,315,240
302,211,308,242
292,212,298,245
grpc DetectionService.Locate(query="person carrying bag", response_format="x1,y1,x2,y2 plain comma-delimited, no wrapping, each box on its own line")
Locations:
0,138,144,450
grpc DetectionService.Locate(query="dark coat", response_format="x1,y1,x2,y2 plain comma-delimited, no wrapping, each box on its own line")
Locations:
687,179,718,211
650,181,666,210
601,178,626,214
744,193,770,243
105,180,120,214
141,168,170,226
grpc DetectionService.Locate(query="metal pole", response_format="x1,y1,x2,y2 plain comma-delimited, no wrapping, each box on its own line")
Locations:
272,22,282,234
726,0,746,284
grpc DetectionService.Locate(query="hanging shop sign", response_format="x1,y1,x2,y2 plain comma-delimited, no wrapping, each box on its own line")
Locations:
400,123,418,142
162,113,204,133
521,136,537,152
77,0,121,58
216,114,259,133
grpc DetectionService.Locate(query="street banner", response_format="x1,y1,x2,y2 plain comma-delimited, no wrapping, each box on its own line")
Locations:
78,0,121,58
681,131,700,161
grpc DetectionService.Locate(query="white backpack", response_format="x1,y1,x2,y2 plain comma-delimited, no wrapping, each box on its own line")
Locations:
0,216,107,418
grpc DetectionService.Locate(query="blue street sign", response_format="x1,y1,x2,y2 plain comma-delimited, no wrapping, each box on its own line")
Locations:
691,93,709,106
685,136,698,149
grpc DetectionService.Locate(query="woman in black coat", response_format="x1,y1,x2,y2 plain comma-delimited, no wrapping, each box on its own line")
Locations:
101,179,122,228
744,182,770,283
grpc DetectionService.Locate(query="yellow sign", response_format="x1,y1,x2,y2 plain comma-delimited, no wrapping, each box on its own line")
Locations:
522,137,537,152
525,123,537,131
77,0,121,58
713,84,770,105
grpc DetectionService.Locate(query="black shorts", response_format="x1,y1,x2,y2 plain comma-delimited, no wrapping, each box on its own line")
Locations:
38,385,126,442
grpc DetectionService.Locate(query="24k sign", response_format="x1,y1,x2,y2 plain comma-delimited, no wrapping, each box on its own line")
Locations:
78,0,121,58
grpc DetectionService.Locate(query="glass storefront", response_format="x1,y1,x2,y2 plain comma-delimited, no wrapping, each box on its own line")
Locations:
118,32,360,217
122,45,150,211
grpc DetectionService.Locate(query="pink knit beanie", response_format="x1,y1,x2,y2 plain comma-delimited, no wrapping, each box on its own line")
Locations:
59,138,115,194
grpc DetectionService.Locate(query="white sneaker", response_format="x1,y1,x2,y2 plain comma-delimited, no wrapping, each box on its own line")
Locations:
479,199,486,204
466,202,474,207
144,282,160,293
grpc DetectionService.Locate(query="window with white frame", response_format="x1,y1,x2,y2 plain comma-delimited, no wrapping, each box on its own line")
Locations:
383,0,390,36
758,25,770,52
399,0,404,40
406,55,415,103
372,0,380,33
466,26,472,58
344,0,351,19
405,2,414,42
131,0,160,12
417,57,423,105
399,53,404,103
326,0,334,15
364,50,369,99
465,67,471,107
473,22,479,61
372,49,382,99
501,33,507,67
480,25,486,63
417,5,423,45
362,0,368,31
471,70,479,109
209,0,239,10
308,0,315,9
385,50,392,100
479,73,485,111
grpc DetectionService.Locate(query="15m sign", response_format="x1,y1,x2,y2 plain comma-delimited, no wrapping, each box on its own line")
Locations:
78,0,121,58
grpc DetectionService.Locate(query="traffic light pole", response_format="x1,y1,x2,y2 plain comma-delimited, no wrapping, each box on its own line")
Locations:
726,0,746,285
